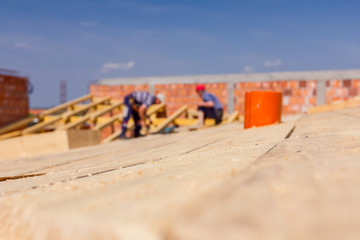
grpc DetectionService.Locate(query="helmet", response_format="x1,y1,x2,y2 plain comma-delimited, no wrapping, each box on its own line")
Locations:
196,84,205,92
156,93,165,103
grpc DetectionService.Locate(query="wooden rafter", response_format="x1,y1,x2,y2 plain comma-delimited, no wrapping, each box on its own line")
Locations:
61,97,111,122
0,116,37,135
150,105,187,134
40,94,92,116
147,103,166,116
102,129,122,144
0,94,93,137
93,113,123,131
22,97,110,135
227,111,240,123
59,101,122,131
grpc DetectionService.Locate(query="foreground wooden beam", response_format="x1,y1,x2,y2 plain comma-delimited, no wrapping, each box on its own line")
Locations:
0,118,296,239
0,129,101,160
3,108,360,239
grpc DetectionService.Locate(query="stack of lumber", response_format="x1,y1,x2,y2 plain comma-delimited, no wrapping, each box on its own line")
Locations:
1,107,360,239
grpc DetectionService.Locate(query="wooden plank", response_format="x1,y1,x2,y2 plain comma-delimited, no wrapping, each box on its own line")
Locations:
89,101,122,122
22,98,110,134
60,102,122,131
67,130,101,149
40,94,92,116
168,109,360,240
0,130,68,160
22,116,62,135
186,108,198,119
62,97,111,121
0,121,296,239
0,130,22,140
150,105,187,134
308,97,360,114
152,118,217,127
70,104,89,111
59,115,91,131
0,116,37,135
93,113,123,131
227,111,239,123
147,103,166,116
101,129,122,144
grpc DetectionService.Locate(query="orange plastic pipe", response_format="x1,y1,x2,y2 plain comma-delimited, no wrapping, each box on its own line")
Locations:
244,91,282,129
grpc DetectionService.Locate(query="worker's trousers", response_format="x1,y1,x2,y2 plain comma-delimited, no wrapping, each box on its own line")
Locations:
121,95,141,137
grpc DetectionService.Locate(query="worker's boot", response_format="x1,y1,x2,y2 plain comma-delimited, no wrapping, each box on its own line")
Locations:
134,124,142,137
119,125,128,139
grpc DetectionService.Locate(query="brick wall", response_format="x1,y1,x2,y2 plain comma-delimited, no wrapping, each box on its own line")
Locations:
89,84,149,100
154,83,228,114
234,80,317,114
326,79,360,102
89,78,360,116
0,74,29,127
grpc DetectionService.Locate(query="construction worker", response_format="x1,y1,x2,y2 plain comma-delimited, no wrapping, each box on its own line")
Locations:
196,84,223,126
119,91,164,139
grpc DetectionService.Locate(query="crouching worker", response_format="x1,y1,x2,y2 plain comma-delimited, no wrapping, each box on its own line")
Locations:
196,84,223,126
119,91,164,139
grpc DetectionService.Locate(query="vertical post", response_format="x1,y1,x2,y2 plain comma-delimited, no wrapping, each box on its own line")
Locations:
227,82,234,114
316,80,326,106
149,83,155,95
60,80,67,104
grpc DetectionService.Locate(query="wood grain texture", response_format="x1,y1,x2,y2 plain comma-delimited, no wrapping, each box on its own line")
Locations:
1,108,359,240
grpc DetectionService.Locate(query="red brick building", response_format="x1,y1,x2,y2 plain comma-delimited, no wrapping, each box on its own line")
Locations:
0,69,29,127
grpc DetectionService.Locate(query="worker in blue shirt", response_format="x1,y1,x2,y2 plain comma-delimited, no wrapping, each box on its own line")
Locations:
119,91,164,139
196,84,223,126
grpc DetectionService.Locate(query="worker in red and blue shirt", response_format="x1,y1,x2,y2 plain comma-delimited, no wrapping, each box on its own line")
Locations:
196,84,223,126
119,91,164,139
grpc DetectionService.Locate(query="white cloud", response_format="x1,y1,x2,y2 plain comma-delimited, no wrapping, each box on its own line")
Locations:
14,42,30,49
244,66,255,72
79,21,98,27
100,61,135,73
264,59,283,67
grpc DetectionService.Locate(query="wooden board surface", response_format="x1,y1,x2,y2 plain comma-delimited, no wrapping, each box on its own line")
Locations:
168,108,360,240
1,108,360,239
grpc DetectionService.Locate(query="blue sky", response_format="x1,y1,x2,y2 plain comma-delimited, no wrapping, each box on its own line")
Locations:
1,0,360,107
